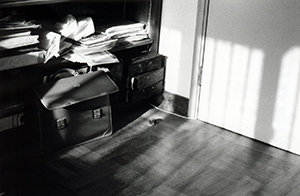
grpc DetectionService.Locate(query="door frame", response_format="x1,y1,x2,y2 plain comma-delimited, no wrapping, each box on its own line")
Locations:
188,0,210,118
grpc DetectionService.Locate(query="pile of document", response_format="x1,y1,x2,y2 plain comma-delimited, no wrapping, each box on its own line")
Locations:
0,14,149,66
65,33,119,66
0,16,46,71
44,14,119,66
97,20,149,47
0,16,41,51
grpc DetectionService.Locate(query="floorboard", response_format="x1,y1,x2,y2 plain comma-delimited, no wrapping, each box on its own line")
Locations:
2,105,300,195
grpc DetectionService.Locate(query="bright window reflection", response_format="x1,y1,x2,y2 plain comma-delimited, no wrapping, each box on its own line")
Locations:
272,47,300,150
159,27,182,96
199,37,264,138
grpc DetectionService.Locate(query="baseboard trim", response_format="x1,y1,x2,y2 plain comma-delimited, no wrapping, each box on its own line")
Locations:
150,91,189,117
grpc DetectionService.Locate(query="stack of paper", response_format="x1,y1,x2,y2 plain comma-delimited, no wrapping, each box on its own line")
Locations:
0,16,46,69
97,21,149,46
63,50,119,67
53,15,119,66
0,17,41,51
38,30,61,63
72,33,117,55
54,14,95,41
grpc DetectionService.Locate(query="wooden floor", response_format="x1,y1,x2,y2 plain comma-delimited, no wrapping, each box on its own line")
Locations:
2,104,300,196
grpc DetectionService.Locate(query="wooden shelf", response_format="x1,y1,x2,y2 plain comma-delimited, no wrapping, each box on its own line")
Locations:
0,0,127,8
0,0,70,8
110,39,154,53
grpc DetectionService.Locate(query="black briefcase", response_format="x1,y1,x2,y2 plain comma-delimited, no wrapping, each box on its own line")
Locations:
27,70,119,154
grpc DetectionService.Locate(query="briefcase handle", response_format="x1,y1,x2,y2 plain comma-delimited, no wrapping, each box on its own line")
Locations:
50,68,79,81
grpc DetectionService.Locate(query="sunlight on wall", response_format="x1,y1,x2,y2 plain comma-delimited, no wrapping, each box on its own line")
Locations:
199,38,300,154
159,27,182,96
272,47,300,151
196,0,300,155
199,37,264,138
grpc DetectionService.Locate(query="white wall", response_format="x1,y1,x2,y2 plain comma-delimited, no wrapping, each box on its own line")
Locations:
199,0,300,155
159,0,198,98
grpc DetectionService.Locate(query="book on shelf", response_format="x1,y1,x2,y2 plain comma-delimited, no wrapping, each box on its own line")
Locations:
0,35,39,51
0,16,41,51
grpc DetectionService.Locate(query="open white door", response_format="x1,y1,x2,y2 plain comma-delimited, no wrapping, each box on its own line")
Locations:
193,0,300,155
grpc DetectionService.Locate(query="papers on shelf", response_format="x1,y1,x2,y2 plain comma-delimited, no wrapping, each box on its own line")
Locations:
54,14,95,41
72,38,117,54
63,51,119,66
116,30,148,44
73,17,95,41
96,20,149,46
0,17,41,51
0,19,41,30
0,35,39,50
38,14,97,63
104,23,146,37
52,15,122,66
38,31,61,63
0,13,149,66
54,14,77,38
50,14,121,66
79,33,112,46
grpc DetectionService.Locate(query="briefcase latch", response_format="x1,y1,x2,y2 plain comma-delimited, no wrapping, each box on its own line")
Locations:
93,108,104,119
56,118,67,130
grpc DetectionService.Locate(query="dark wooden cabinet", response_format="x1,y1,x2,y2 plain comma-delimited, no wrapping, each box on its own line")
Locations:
0,0,164,139
124,52,166,102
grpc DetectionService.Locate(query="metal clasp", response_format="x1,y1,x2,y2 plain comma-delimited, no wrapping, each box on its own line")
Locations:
56,118,66,130
93,108,103,119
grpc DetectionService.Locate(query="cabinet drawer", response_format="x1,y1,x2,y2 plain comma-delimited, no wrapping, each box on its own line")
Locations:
127,67,164,90
128,52,165,77
126,80,164,103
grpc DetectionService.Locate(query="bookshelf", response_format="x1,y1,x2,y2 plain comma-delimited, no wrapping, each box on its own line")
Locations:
0,0,70,8
0,0,164,134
